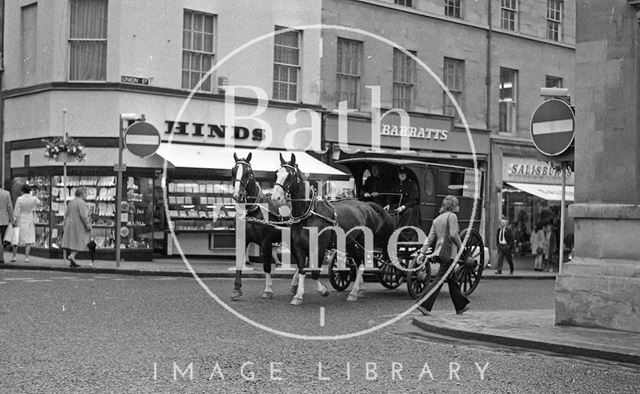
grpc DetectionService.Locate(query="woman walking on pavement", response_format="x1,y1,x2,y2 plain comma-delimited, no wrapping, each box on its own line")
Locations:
415,195,469,316
62,187,92,268
11,184,40,262
530,223,545,271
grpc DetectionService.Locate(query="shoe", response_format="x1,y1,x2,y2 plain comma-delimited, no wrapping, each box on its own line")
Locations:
456,305,470,315
416,305,431,316
0,260,4,264
534,268,542,272
494,271,501,274
24,258,30,263
509,271,514,275
68,258,80,268
10,258,16,262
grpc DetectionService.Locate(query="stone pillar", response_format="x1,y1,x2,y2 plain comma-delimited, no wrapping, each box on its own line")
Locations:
555,0,640,333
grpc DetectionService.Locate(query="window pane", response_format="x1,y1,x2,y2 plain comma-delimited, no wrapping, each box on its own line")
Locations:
182,10,216,91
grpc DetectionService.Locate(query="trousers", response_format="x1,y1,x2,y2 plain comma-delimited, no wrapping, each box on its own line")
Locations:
420,257,469,312
495,244,514,273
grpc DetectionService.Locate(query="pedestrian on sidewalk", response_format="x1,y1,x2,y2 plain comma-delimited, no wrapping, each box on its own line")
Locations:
11,184,40,263
62,187,92,268
416,195,469,316
530,223,545,271
0,186,14,263
495,216,515,274
543,223,558,272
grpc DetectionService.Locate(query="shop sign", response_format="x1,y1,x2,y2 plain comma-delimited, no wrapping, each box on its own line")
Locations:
463,168,478,198
503,157,574,185
325,113,489,155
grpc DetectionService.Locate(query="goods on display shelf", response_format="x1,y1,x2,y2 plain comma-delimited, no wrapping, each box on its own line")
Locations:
21,175,155,250
166,180,236,231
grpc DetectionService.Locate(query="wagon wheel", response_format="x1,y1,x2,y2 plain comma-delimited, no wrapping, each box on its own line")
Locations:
406,255,434,300
328,253,356,292
379,259,404,289
454,228,485,296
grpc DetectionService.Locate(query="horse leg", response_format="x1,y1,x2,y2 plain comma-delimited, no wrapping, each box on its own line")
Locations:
261,240,274,299
291,272,306,305
312,270,329,297
232,269,243,300
347,264,365,302
290,268,300,295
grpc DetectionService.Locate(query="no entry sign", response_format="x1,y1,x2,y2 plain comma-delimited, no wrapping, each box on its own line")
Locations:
530,99,575,157
124,121,160,158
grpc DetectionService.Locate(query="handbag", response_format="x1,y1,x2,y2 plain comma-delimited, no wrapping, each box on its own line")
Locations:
8,224,20,246
438,213,453,262
3,223,13,247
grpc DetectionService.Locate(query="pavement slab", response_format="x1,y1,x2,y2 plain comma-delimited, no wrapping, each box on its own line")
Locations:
412,309,640,365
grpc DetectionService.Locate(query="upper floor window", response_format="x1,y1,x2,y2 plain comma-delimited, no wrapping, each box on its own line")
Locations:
393,49,416,111
445,0,461,19
545,75,563,88
21,3,38,85
273,27,300,102
182,10,215,91
547,0,563,41
500,0,517,31
336,38,363,109
394,0,413,7
499,67,518,133
69,0,108,81
443,57,464,121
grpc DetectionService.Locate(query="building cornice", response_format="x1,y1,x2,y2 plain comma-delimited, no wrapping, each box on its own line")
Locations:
1,82,326,112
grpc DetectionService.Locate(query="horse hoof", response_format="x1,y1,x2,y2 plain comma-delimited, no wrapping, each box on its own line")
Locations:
290,285,298,295
358,289,366,297
262,291,273,299
347,294,358,302
290,297,303,306
231,289,243,300
320,288,330,297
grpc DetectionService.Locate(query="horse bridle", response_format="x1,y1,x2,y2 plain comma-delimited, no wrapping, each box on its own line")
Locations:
274,163,301,196
232,160,262,210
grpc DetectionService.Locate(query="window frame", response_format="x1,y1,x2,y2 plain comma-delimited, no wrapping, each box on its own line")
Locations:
21,3,38,85
444,0,462,19
442,57,465,121
392,49,416,111
545,75,563,88
546,0,563,42
335,37,363,110
498,67,518,134
500,0,518,32
272,26,301,102
68,0,108,82
182,9,216,92
394,0,413,7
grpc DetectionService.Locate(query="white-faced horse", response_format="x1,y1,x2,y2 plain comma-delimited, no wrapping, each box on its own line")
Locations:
271,153,395,305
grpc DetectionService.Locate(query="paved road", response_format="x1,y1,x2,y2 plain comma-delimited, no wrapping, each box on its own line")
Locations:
1,270,638,393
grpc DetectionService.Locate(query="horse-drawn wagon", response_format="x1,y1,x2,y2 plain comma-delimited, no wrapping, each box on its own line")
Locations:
328,158,487,298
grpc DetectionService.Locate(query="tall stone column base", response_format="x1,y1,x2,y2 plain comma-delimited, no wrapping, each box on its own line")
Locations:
555,204,640,333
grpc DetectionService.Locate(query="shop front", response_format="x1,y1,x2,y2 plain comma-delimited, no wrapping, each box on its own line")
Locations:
490,141,575,257
4,89,346,260
324,112,491,237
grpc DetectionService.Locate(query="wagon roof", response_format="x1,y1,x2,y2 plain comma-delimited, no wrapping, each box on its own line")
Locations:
335,157,480,172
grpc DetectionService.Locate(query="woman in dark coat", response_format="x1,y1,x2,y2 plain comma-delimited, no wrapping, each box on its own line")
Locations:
385,167,422,241
62,187,92,267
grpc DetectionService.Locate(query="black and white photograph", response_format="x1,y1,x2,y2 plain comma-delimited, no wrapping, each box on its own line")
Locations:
1,0,639,392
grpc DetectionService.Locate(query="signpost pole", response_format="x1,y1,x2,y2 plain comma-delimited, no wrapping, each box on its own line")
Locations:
115,115,124,268
62,110,68,263
559,165,566,274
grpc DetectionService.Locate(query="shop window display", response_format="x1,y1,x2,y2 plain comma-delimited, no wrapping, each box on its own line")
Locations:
24,175,154,253
167,179,235,232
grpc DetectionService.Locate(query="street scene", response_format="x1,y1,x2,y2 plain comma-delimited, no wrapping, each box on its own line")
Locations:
1,0,640,393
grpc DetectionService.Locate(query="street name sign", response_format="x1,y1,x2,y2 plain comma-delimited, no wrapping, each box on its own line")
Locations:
530,98,575,157
124,121,161,158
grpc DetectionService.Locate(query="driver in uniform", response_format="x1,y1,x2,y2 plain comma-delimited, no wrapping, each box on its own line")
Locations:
385,167,422,241
360,164,387,207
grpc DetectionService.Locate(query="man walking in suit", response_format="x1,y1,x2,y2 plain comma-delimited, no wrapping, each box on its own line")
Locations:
0,186,14,263
495,216,515,274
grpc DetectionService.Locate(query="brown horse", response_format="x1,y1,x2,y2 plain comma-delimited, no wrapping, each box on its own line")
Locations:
271,153,395,305
231,152,298,300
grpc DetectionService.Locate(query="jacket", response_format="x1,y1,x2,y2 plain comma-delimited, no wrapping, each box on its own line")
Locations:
62,197,92,251
496,226,515,249
0,189,14,226
426,212,461,259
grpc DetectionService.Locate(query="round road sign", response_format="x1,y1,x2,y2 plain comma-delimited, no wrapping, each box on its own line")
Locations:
530,98,575,157
124,121,160,158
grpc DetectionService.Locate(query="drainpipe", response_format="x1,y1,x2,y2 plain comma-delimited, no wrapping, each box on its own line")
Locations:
485,0,494,250
485,0,492,130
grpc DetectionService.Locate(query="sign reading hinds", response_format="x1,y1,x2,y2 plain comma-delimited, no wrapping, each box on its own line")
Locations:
165,121,265,141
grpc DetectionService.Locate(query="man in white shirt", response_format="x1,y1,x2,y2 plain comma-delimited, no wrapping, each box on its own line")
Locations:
495,216,515,274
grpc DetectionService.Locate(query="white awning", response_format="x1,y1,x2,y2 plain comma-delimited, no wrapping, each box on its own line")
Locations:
506,182,574,202
156,143,348,179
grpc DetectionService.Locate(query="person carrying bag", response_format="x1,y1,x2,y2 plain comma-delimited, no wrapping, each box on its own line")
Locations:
415,195,470,316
